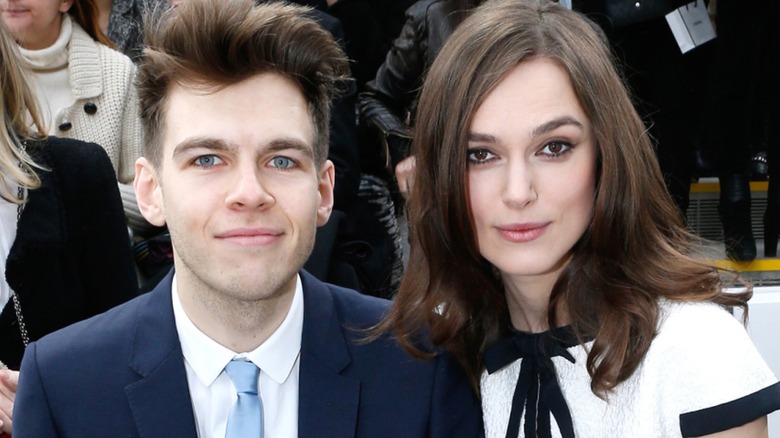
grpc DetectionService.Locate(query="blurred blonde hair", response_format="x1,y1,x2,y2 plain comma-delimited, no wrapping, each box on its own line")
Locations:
0,21,46,203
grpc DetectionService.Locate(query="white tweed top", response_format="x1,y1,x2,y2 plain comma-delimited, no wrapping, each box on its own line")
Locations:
481,300,780,438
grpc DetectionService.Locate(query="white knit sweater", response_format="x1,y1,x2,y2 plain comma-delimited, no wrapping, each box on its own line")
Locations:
21,15,142,185
481,300,780,437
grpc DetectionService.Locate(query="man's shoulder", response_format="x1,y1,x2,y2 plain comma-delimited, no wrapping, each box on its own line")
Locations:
328,283,391,325
32,290,155,360
299,276,484,437
302,270,390,328
302,272,442,364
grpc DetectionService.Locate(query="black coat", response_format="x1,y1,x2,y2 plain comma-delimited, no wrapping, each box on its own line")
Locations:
358,0,460,174
1,137,138,369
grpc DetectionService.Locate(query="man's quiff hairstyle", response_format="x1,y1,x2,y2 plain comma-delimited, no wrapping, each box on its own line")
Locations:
136,0,349,168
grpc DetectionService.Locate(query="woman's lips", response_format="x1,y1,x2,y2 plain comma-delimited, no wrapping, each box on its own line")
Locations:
496,222,549,243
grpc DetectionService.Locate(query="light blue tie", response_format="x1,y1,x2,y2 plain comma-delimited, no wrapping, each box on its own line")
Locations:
224,359,263,438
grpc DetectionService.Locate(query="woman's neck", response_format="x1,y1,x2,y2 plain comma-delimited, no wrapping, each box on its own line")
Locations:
502,270,569,333
16,13,64,50
18,14,72,71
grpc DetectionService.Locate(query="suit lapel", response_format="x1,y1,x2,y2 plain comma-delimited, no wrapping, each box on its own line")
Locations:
124,271,199,437
298,271,360,438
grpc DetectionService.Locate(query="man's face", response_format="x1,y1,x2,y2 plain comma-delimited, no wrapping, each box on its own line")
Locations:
135,73,334,304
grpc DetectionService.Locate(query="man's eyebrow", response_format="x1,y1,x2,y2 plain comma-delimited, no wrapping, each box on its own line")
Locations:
172,137,231,158
468,116,584,144
264,138,314,159
171,137,314,159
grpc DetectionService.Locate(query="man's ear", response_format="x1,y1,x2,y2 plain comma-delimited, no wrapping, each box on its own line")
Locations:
316,160,335,227
134,157,166,227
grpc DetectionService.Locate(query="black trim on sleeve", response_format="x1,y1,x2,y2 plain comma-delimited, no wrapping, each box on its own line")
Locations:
679,381,780,437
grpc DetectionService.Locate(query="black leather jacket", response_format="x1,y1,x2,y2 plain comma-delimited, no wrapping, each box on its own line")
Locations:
358,0,462,171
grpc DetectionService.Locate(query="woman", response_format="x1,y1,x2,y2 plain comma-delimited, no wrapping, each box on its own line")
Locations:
0,21,137,433
384,0,780,436
1,0,148,232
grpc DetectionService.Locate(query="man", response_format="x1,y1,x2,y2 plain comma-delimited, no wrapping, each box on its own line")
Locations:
11,0,482,436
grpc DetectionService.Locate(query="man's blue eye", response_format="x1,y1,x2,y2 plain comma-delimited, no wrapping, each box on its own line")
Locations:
194,155,222,167
270,157,295,169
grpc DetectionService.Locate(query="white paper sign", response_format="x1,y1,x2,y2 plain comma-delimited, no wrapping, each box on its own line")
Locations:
665,1,716,54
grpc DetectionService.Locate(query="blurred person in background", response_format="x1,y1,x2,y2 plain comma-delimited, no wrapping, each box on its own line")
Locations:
94,0,165,61
1,0,149,236
0,20,137,434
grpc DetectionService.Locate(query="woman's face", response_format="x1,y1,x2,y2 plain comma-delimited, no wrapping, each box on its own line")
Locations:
1,0,73,50
467,58,597,295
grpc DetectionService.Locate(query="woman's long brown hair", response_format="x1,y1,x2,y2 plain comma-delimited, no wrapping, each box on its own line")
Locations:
380,0,750,396
69,0,115,47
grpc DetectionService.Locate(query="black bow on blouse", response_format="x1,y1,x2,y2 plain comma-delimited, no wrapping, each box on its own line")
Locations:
483,326,585,438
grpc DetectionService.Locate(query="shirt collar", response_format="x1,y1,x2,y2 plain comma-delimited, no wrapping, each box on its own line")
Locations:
172,274,304,387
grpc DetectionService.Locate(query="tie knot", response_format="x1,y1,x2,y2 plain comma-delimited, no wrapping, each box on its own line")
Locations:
225,359,259,395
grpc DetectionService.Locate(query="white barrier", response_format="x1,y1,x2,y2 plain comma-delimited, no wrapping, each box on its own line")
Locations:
733,286,780,436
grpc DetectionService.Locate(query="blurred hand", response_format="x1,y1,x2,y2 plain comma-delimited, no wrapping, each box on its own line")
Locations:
395,156,416,199
0,370,18,433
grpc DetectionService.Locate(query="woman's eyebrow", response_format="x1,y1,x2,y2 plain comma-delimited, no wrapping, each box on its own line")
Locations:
468,132,499,143
468,116,584,144
531,116,584,138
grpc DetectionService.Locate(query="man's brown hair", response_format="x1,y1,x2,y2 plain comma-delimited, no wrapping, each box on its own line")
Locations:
136,0,349,168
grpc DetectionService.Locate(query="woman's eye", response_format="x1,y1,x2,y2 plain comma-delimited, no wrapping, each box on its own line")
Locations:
194,155,223,167
467,148,496,164
269,156,296,169
539,141,571,157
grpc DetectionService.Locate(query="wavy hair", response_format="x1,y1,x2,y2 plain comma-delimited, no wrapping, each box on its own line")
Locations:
383,0,750,395
0,21,46,202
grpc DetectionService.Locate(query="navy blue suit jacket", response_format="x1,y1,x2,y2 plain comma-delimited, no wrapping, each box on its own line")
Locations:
13,270,483,437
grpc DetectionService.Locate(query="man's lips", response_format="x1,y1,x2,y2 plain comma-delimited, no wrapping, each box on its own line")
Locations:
495,222,549,243
215,228,282,245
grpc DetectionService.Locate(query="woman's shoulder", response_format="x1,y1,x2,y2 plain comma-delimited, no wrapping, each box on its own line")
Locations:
68,20,136,80
655,299,744,341
37,137,116,179
69,21,135,72
644,298,776,396
40,136,109,156
95,42,136,76
645,300,780,435
649,299,754,360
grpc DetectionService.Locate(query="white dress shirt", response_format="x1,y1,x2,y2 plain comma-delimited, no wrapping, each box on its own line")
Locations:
172,274,303,438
